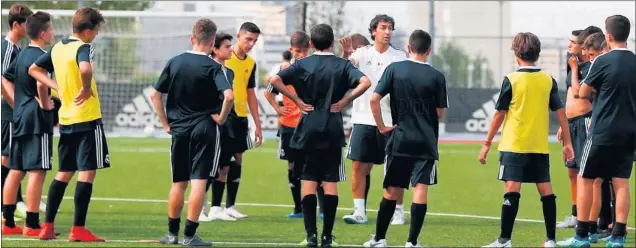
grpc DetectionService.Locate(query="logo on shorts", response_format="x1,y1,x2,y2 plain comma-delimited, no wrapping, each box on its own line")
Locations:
465,93,501,133
104,154,110,165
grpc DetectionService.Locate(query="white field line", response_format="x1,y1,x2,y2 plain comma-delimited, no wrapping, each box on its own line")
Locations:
0,237,308,246
111,147,477,154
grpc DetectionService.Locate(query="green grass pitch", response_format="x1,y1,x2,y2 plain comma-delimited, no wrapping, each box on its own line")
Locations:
2,137,634,247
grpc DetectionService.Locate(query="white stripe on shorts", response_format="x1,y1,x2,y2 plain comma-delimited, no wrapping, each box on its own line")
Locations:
498,164,505,180
210,125,221,177
338,148,346,181
430,160,438,184
578,137,593,177
94,125,104,169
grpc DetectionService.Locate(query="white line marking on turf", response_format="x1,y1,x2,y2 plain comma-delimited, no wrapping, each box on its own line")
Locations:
111,147,477,154
48,196,633,230
0,237,307,246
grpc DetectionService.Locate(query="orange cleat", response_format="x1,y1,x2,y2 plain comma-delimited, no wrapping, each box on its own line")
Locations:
39,223,57,240
2,224,23,235
23,226,42,237
68,226,105,242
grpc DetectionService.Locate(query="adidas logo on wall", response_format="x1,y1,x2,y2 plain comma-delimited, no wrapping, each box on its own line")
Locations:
464,93,501,133
114,86,162,128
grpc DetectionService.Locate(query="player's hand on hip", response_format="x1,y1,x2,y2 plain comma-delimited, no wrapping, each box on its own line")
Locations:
478,144,491,165
562,144,574,163
212,114,226,125
556,127,563,144
74,87,93,105
295,100,313,114
163,125,171,134
280,106,292,116
330,99,348,113
254,127,263,147
378,125,396,135
339,37,354,54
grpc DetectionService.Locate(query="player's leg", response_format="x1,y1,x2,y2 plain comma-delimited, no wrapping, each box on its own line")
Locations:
208,128,235,221
21,133,53,237
556,167,579,228
159,135,190,244
597,179,612,239
528,155,557,247
1,121,10,209
318,148,345,247
364,156,411,247
406,160,437,247
587,178,603,243
287,148,303,218
391,188,406,225
604,146,633,247
344,124,373,224
298,149,321,247
224,118,249,219
2,137,26,235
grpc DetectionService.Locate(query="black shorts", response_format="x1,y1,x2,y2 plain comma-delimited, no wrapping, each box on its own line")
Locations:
579,141,635,180
58,125,110,172
277,125,300,163
52,98,61,126
9,133,53,171
346,124,387,164
228,116,253,154
498,152,551,183
1,121,11,157
383,156,438,189
299,148,345,183
566,113,591,169
171,118,221,183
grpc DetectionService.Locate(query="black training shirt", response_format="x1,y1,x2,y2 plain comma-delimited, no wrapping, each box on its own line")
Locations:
1,38,20,121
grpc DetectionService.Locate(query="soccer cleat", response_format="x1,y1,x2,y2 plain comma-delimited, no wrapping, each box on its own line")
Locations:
390,211,406,225
589,233,599,243
23,226,41,237
287,212,304,219
182,235,212,246
15,202,28,220
208,207,236,221
482,239,512,247
597,229,611,240
556,236,590,247
198,212,210,222
543,240,556,248
363,236,387,247
159,233,178,245
39,223,57,240
605,237,625,248
557,216,578,228
68,226,105,242
224,206,247,219
300,233,318,247
321,234,338,247
2,224,23,235
39,201,47,212
343,213,368,224
405,241,422,248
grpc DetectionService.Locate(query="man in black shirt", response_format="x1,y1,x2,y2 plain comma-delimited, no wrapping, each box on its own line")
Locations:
559,15,636,248
268,23,371,247
150,19,233,247
363,30,448,248
1,11,53,237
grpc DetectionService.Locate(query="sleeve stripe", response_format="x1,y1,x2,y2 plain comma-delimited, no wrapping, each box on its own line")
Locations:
581,51,611,84
89,44,95,63
3,43,14,74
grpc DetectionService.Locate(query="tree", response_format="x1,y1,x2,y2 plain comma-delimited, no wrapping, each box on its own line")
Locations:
431,41,495,88
304,1,349,54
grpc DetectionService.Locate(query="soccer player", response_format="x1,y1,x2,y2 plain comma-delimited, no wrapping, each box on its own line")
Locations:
566,30,583,76
269,23,371,247
556,26,602,229
362,29,447,248
340,14,408,225
263,31,310,219
0,11,53,237
150,19,233,246
479,32,573,248
558,15,636,248
205,32,240,222
211,22,263,220
28,7,107,242
1,3,33,221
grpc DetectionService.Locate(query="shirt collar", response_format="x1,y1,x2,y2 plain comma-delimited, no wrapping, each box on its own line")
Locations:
407,58,430,65
4,36,20,48
186,50,208,56
68,35,81,41
314,51,334,56
28,44,46,52
611,47,630,51
517,65,540,70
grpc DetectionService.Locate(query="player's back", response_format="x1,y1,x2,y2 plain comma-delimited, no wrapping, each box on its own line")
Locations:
2,39,20,121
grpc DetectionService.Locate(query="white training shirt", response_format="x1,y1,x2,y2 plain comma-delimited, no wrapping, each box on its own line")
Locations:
350,45,408,126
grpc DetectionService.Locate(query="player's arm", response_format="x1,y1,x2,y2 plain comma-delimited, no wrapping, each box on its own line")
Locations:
270,63,313,112
332,62,370,113
550,78,574,162
74,44,94,105
1,60,17,108
579,58,604,100
485,77,513,146
340,37,358,66
150,60,172,133
214,67,234,124
435,73,449,118
371,66,393,133
29,52,58,91
264,84,283,116
246,63,262,145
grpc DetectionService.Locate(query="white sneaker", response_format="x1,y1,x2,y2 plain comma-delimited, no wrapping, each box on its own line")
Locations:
556,216,577,228
482,239,512,247
198,212,210,222
405,241,422,247
390,210,406,225
363,236,387,247
224,206,247,219
15,202,27,219
543,240,556,248
39,201,47,212
343,213,368,224
208,207,236,221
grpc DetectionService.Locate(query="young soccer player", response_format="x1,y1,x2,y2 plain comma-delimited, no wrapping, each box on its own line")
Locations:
363,29,447,248
28,7,107,242
340,14,408,225
479,32,573,248
210,22,263,220
205,32,240,222
558,15,636,248
556,26,602,229
269,23,371,247
1,3,33,221
566,30,583,76
0,11,54,237
150,19,234,246
263,31,310,219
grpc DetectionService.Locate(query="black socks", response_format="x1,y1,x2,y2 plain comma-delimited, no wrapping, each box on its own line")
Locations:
226,162,241,208
407,203,427,245
73,181,93,226
321,195,338,237
2,204,16,227
541,194,557,240
211,180,225,207
168,217,180,235
45,179,68,223
375,198,397,241
26,211,40,229
576,220,589,238
364,175,371,211
184,219,199,237
302,194,317,235
288,169,302,213
499,192,520,241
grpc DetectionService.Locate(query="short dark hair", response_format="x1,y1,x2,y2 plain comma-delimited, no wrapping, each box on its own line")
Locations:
409,30,432,54
72,7,105,33
290,31,310,48
368,14,395,40
511,32,541,62
282,50,292,61
26,12,51,40
583,32,606,51
192,18,217,44
605,15,631,42
601,40,609,51
239,22,261,34
213,32,232,49
351,33,370,48
572,30,583,36
310,24,334,51
8,3,33,29
577,26,603,44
